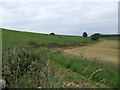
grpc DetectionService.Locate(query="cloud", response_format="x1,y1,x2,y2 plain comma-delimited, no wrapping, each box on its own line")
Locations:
0,1,118,36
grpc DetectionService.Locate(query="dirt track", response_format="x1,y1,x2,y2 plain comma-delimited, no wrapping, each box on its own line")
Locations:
64,40,118,64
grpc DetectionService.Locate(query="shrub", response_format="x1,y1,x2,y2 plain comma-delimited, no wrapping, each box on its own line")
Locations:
91,33,101,41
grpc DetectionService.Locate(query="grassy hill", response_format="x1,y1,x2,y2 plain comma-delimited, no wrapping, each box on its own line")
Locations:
2,28,119,88
2,28,91,49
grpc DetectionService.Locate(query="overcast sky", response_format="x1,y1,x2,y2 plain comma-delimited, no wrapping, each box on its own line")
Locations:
0,1,118,36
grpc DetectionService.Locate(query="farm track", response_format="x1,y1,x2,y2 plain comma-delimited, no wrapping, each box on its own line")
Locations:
63,40,118,65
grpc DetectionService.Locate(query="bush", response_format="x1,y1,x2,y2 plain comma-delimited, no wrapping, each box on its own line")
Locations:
83,32,88,37
49,32,55,35
91,33,101,41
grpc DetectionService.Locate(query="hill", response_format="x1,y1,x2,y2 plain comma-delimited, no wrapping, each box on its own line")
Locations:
2,28,91,49
1,28,119,88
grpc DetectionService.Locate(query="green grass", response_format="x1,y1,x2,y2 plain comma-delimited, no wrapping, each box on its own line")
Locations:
2,28,91,49
2,28,119,88
2,47,99,88
101,36,120,41
36,48,118,88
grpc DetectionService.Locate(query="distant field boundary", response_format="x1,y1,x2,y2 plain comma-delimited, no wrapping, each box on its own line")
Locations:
100,34,120,37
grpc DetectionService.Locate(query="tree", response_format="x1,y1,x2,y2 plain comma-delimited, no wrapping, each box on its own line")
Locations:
91,33,101,41
49,32,55,35
83,32,88,37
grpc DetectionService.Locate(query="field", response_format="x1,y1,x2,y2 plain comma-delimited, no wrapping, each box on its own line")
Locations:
64,40,118,65
2,29,91,49
1,28,119,88
101,36,120,41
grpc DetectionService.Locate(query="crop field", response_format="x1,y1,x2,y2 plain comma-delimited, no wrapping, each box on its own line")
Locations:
64,40,118,65
1,28,119,88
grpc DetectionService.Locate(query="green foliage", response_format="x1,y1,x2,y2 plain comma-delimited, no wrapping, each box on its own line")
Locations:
2,48,46,88
49,32,55,35
91,33,101,41
3,47,96,88
2,47,72,88
83,32,88,37
38,48,118,88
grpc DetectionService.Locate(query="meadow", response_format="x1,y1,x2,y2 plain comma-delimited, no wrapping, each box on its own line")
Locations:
2,29,91,49
1,28,119,88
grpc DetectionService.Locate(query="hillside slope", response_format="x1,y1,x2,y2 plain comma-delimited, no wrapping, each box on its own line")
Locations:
2,28,119,88
2,28,91,49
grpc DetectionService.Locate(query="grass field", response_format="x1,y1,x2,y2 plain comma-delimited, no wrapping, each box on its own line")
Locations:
2,29,91,49
2,28,119,88
101,36,120,41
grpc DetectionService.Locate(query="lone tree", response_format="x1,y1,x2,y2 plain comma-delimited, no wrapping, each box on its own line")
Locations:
49,32,55,35
83,32,88,37
91,33,101,41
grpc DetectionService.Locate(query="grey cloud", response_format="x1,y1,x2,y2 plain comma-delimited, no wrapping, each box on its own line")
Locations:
0,2,118,36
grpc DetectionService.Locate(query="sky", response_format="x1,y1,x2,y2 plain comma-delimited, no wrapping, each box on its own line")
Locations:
0,0,118,36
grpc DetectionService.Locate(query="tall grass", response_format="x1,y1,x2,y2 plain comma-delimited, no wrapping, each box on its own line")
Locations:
3,47,46,88
36,47,118,88
2,29,119,88
2,47,77,88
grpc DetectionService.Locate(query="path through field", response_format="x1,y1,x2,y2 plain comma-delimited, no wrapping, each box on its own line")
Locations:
64,40,118,64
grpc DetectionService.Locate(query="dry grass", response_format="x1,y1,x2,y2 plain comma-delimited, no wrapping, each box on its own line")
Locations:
63,40,118,65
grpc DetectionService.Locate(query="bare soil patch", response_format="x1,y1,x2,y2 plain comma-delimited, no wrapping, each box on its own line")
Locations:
64,40,118,64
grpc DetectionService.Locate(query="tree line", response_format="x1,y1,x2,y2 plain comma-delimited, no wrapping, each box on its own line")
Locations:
49,32,101,41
